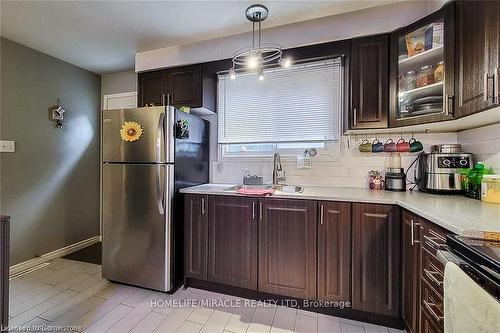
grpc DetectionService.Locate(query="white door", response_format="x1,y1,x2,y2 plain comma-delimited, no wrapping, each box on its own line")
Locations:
103,92,137,110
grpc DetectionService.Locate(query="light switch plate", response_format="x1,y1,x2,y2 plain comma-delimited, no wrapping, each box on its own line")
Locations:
0,140,15,152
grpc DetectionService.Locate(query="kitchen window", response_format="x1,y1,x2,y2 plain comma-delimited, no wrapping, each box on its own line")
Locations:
217,58,343,157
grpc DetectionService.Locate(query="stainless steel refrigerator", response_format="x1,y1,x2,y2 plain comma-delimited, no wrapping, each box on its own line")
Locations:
102,106,208,292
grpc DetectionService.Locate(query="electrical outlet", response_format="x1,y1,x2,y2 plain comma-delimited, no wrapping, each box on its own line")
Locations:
216,162,224,173
344,167,353,177
0,140,15,153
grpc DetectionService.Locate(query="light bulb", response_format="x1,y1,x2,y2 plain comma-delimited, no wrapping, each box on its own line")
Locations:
229,68,236,80
247,54,259,69
280,57,292,68
258,67,264,81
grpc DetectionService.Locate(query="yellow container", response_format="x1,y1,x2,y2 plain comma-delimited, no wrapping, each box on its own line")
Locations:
481,175,500,203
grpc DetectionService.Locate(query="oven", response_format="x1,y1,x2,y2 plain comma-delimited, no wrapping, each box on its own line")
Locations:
436,235,499,333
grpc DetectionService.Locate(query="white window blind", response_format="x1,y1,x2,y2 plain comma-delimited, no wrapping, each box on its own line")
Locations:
218,58,342,144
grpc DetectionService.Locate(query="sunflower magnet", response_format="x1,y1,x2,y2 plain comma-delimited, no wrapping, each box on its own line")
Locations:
120,121,143,142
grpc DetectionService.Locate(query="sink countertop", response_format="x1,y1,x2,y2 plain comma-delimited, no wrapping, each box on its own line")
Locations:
180,184,500,238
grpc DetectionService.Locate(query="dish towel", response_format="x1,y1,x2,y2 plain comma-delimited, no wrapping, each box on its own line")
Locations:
236,188,275,196
444,262,500,333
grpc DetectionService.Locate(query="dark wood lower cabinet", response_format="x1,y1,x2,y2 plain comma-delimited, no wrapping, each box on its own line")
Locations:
184,194,453,330
317,201,351,301
352,203,400,318
402,211,422,333
184,194,208,280
258,198,317,300
207,196,258,290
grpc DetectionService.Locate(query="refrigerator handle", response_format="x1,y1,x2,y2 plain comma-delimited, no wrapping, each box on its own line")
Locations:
156,165,165,214
156,113,165,163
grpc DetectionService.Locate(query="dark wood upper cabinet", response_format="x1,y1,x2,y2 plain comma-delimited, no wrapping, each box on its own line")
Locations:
317,201,351,302
138,64,216,113
258,198,317,300
167,65,202,107
352,203,400,318
350,34,389,129
138,70,168,107
207,196,258,290
184,194,208,281
455,0,500,117
402,210,423,333
389,4,455,127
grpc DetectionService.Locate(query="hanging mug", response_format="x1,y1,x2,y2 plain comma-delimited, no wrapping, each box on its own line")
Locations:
396,138,410,152
384,138,397,152
409,137,424,152
359,139,372,152
372,139,384,153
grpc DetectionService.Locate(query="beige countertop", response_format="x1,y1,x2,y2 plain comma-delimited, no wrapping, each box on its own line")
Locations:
180,184,500,238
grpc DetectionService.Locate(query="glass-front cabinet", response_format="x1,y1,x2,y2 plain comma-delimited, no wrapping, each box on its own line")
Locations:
389,5,455,127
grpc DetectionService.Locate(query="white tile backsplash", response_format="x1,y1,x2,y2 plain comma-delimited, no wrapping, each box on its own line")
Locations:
211,124,500,187
212,132,458,188
458,123,500,174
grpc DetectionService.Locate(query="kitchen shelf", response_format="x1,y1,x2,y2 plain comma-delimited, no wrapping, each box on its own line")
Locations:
398,45,444,73
398,81,443,101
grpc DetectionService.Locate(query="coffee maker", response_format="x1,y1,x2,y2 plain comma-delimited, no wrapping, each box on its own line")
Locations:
416,144,473,193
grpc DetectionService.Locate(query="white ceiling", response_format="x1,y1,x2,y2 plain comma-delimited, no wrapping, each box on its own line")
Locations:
1,0,400,74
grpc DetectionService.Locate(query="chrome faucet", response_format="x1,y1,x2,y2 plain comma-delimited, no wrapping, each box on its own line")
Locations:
272,152,286,186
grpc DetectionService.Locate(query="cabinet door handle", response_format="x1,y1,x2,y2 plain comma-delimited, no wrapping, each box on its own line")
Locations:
167,93,170,106
445,94,454,116
320,205,324,225
423,300,443,323
252,202,256,220
410,220,421,245
494,68,499,103
484,73,495,102
424,268,443,287
484,73,489,102
259,202,263,221
201,198,206,215
162,94,166,106
353,108,357,126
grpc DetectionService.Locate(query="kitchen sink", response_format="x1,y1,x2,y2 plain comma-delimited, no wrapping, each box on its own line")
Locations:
274,185,304,193
224,184,304,194
224,184,274,191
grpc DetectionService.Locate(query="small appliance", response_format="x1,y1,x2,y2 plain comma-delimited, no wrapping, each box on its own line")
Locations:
385,168,406,191
416,144,473,193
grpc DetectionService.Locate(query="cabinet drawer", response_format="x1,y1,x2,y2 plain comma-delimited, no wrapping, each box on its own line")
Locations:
422,222,447,254
421,248,444,295
421,278,444,328
420,304,443,333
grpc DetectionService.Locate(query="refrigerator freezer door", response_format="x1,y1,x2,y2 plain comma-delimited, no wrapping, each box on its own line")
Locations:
102,163,174,291
102,106,175,163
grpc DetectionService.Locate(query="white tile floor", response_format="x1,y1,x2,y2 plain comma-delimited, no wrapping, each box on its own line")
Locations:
8,259,405,333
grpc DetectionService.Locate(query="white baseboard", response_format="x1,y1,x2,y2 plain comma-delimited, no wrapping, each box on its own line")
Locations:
9,235,101,275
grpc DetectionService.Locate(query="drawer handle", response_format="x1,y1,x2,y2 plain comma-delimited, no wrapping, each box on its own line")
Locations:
252,202,256,220
424,235,445,252
424,268,443,287
259,202,263,221
201,198,206,215
423,299,443,323
320,205,324,225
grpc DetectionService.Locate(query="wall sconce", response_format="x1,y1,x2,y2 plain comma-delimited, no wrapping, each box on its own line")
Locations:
48,99,66,128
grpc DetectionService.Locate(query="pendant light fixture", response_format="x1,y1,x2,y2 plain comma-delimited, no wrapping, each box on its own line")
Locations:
229,4,291,80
